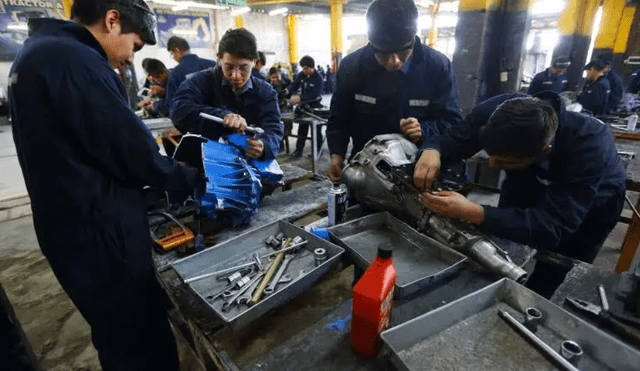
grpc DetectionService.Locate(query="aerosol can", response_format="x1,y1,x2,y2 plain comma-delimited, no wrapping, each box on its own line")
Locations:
351,244,396,357
328,183,348,226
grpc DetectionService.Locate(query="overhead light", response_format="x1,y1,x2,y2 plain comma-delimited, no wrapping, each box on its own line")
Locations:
268,7,288,16
172,4,188,11
6,24,28,31
172,29,198,36
148,0,226,10
230,7,251,16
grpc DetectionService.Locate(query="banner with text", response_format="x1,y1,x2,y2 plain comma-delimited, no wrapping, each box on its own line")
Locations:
155,8,213,49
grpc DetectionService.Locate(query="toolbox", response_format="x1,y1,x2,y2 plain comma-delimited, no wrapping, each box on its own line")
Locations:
171,220,344,330
327,212,467,298
381,278,640,371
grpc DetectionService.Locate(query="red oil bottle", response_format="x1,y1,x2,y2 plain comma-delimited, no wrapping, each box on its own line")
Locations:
351,245,396,358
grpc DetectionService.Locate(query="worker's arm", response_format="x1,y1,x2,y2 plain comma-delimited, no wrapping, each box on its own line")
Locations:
52,62,197,192
326,61,356,160
170,71,233,137
288,72,302,93
153,96,170,117
255,84,284,159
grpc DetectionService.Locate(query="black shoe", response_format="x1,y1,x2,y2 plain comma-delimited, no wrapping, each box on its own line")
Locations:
291,149,303,158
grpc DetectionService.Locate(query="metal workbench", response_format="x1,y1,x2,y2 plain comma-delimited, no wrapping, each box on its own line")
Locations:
151,165,537,370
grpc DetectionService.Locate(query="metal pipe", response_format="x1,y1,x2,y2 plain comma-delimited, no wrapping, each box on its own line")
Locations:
625,194,640,220
498,310,580,371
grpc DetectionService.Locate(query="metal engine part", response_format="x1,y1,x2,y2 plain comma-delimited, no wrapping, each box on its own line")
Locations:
173,134,283,225
341,134,527,283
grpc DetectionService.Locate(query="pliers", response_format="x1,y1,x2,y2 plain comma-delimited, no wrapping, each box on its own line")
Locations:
565,288,640,348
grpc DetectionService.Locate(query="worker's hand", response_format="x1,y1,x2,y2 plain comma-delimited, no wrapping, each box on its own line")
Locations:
138,97,153,109
327,154,344,182
419,191,485,225
413,149,441,190
290,96,300,105
400,117,422,143
246,138,264,159
149,84,165,97
223,114,248,133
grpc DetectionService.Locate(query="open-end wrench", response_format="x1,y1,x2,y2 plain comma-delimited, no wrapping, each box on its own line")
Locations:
264,255,294,295
236,277,264,306
221,272,264,312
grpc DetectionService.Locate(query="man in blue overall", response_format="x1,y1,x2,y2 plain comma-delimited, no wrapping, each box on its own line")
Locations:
527,57,569,95
252,51,267,81
289,55,324,157
596,53,623,113
9,0,198,369
414,92,625,298
165,36,216,124
171,28,283,160
579,59,611,116
326,0,462,181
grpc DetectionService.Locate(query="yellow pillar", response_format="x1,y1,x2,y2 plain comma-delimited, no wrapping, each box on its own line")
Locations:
62,0,73,19
594,0,626,50
235,15,244,29
329,0,343,66
427,2,440,48
614,6,636,53
287,14,298,68
558,0,600,38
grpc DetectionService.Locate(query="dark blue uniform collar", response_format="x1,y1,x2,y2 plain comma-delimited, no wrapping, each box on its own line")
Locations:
28,18,108,61
362,36,423,75
179,53,198,64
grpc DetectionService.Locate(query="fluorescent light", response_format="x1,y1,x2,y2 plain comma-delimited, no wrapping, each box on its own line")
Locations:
172,4,188,11
268,7,288,16
6,24,28,31
230,7,250,16
172,29,198,36
148,0,226,10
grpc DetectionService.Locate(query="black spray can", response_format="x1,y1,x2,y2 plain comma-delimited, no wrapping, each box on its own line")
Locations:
328,183,348,226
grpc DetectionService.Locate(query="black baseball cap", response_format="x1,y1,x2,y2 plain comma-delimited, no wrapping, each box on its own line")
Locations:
366,0,418,54
585,59,606,71
109,0,157,45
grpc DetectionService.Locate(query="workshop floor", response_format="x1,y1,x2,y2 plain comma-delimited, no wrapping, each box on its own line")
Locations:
0,126,636,370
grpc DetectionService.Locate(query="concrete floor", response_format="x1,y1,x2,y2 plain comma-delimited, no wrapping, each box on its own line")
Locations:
0,122,637,370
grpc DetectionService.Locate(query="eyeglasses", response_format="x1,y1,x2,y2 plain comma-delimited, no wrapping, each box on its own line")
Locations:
222,63,253,75
372,40,415,64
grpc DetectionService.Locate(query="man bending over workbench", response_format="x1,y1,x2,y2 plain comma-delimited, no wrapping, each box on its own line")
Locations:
171,28,283,160
414,91,626,298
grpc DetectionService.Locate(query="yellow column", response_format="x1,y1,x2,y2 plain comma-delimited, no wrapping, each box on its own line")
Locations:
594,0,626,50
287,14,298,68
329,0,343,59
62,0,73,19
234,15,244,29
614,6,636,53
427,2,439,47
558,0,600,38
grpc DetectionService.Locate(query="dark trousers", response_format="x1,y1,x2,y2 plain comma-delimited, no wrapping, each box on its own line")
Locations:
295,120,323,153
525,185,625,298
40,221,179,371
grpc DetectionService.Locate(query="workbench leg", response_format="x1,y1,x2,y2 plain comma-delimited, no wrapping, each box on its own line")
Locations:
617,194,640,273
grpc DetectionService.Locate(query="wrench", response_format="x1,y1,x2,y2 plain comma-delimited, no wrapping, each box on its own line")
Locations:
221,272,264,312
236,277,264,306
264,255,294,295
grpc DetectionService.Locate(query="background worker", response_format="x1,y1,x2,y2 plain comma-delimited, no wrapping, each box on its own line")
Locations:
527,57,569,95
596,53,623,113
9,0,199,369
326,0,462,181
171,28,283,160
252,51,267,80
578,59,611,116
289,55,324,158
138,58,170,116
414,92,625,298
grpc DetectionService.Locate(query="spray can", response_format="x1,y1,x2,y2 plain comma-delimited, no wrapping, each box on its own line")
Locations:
328,183,348,226
351,244,396,358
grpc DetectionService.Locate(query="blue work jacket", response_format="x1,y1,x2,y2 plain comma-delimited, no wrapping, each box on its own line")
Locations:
289,70,324,107
9,19,197,248
425,91,626,251
161,54,216,117
605,69,623,112
578,75,610,116
171,66,283,159
628,69,640,94
527,68,567,95
326,36,463,159
251,69,266,81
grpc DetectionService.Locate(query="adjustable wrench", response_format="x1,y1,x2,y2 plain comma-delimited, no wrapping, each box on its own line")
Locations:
264,255,294,295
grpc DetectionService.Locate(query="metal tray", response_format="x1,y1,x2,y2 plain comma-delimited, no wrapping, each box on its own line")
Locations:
326,212,467,298
171,220,344,330
381,278,640,371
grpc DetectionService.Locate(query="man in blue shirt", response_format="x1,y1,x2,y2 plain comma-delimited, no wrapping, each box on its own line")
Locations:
326,0,462,181
171,28,283,160
252,51,267,81
165,36,216,123
138,58,170,116
415,92,625,298
596,53,623,113
9,0,198,369
527,57,569,95
289,55,324,157
578,59,610,116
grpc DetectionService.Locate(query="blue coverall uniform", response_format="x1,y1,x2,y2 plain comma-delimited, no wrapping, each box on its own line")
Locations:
171,66,283,159
327,36,463,160
158,53,216,117
578,75,610,116
605,69,623,113
425,91,626,298
526,68,567,95
252,68,266,80
9,19,197,370
289,70,324,153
